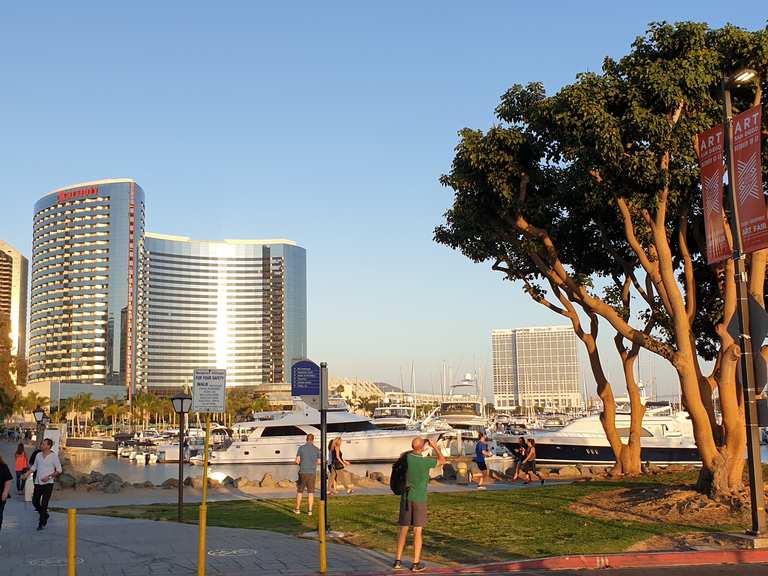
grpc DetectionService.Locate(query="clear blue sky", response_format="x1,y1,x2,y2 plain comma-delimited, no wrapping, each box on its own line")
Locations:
1,3,765,397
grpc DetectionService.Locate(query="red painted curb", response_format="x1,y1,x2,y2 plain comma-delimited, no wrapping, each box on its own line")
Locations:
344,549,768,575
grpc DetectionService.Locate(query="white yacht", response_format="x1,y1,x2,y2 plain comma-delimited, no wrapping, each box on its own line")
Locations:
372,405,416,430
497,401,699,465
437,374,489,438
192,399,440,465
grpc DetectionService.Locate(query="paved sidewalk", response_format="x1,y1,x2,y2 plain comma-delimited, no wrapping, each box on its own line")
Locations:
0,497,391,576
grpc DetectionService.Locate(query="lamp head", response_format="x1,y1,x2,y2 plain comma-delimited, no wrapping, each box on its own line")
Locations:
33,407,45,423
725,68,759,88
172,394,193,414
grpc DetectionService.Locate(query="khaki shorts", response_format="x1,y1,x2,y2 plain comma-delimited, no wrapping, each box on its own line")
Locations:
297,473,316,493
398,498,427,527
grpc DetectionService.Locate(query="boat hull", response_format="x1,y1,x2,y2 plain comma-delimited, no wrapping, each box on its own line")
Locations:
499,435,700,466
196,430,440,465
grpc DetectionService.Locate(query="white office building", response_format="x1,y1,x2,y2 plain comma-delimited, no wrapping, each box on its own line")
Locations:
492,326,582,410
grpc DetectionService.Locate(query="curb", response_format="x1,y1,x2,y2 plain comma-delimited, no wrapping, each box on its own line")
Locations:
342,549,768,574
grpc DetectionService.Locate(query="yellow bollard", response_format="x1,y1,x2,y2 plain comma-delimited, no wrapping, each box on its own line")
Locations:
318,500,327,574
68,508,77,576
197,416,211,576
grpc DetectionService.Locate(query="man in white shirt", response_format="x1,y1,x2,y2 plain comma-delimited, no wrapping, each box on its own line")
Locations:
22,438,61,530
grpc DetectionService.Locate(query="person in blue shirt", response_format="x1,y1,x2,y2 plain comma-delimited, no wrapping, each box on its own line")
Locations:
472,433,492,490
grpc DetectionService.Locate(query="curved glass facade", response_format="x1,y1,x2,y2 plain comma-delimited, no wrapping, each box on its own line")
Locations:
29,180,145,393
137,234,306,389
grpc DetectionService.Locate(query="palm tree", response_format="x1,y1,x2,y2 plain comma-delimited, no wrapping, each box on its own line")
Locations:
102,396,124,431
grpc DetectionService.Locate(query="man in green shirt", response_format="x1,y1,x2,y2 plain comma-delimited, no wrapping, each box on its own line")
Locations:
394,437,446,572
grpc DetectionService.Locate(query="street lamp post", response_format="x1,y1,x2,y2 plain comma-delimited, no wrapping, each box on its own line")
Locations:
32,407,46,447
171,394,193,523
722,68,767,536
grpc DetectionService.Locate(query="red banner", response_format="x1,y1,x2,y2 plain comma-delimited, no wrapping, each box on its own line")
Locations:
732,105,768,253
697,125,730,264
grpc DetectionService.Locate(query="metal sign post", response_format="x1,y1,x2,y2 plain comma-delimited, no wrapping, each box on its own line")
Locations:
320,362,329,532
192,368,226,576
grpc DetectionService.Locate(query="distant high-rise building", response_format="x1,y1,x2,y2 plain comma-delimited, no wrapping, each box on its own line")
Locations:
137,233,307,390
29,180,145,396
0,240,29,360
492,326,582,410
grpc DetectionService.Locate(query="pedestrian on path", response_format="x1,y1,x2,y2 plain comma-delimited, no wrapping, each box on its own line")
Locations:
294,433,320,516
22,438,61,530
329,437,354,495
0,454,12,532
521,438,544,486
393,437,446,573
472,433,492,490
511,436,527,480
15,443,29,494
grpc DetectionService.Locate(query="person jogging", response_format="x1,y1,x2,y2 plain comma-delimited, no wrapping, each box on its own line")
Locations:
472,433,492,490
393,437,446,572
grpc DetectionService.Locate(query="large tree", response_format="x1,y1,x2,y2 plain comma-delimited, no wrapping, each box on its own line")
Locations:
436,22,768,493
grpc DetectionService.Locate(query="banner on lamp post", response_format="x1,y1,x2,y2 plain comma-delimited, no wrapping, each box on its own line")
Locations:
697,125,731,264
732,105,768,254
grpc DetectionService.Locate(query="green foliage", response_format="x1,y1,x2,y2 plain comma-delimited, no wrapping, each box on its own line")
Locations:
436,22,768,358
226,387,271,422
0,315,15,418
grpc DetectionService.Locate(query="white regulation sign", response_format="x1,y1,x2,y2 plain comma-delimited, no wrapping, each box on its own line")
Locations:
192,368,227,413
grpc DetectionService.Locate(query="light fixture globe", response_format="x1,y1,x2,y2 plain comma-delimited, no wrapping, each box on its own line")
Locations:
726,68,758,88
32,407,45,423
172,394,193,414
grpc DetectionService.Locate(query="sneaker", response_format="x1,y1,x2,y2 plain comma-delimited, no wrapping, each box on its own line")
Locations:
540,479,545,486
36,525,44,531
411,562,426,572
393,559,404,570
293,508,300,515
307,509,313,516
477,486,487,490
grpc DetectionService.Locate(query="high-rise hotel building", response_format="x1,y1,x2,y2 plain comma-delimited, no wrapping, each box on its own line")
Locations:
137,233,306,390
492,326,582,410
0,240,28,360
29,180,145,395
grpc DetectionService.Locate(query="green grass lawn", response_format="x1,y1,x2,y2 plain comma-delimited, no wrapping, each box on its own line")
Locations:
82,480,736,564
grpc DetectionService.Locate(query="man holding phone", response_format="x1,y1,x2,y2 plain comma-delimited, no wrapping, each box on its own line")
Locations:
394,436,446,572
22,438,61,530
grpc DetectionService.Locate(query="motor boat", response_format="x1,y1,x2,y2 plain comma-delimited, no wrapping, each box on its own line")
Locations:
497,401,699,465
372,405,416,430
437,375,489,438
190,399,441,465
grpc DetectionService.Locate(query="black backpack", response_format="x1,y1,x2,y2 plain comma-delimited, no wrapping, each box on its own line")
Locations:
390,451,409,495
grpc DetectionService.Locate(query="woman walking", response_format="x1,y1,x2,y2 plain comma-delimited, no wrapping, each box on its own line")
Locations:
328,437,354,495
14,443,28,494
0,454,12,532
521,438,544,486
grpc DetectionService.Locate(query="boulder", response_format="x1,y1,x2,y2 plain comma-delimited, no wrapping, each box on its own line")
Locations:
441,463,457,481
57,472,77,489
260,473,276,488
103,481,122,494
367,471,385,483
144,481,155,488
102,473,124,485
132,482,146,489
184,476,194,487
276,479,294,488
235,477,256,488
557,466,581,478
77,474,90,485
161,478,179,489
222,475,236,487
88,470,104,483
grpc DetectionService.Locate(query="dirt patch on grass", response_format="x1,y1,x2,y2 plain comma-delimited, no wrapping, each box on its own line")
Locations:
570,486,749,528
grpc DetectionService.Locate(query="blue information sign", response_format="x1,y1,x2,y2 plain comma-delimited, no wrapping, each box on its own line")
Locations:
291,359,321,397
